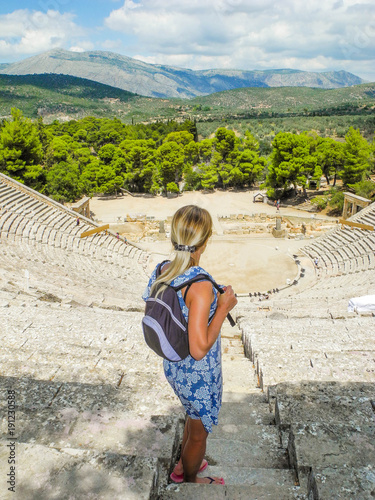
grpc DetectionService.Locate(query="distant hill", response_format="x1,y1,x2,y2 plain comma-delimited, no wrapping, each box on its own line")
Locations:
0,73,374,126
0,49,365,99
0,73,138,120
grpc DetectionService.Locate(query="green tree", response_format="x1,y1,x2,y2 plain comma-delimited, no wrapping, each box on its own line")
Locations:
156,141,184,194
316,138,345,186
79,159,101,194
46,137,70,167
328,188,345,214
348,179,375,200
0,108,43,182
183,165,202,191
266,132,317,195
164,131,194,146
214,128,238,161
199,139,214,162
184,141,200,166
200,165,218,190
96,164,124,194
235,149,266,186
120,139,157,192
45,161,81,202
98,144,119,165
341,127,371,185
243,131,260,152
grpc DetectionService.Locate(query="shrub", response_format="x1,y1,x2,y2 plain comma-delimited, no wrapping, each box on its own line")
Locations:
311,196,328,211
166,182,179,193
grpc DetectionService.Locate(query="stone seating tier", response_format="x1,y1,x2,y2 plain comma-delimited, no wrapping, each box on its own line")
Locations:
1,173,374,498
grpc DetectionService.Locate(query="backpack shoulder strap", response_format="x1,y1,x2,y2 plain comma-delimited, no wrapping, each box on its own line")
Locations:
173,273,222,293
174,273,235,327
156,260,170,278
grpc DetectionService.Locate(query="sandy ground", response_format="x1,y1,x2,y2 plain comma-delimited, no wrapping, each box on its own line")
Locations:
89,191,336,292
141,236,304,294
90,190,333,222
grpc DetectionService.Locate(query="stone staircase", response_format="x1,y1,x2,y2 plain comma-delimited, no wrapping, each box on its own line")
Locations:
159,322,307,499
1,173,374,498
0,299,185,500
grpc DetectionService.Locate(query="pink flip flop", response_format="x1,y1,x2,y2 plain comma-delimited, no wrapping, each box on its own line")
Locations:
206,476,225,485
170,459,208,483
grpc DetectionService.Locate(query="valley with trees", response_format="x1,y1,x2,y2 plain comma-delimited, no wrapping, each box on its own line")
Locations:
0,73,374,211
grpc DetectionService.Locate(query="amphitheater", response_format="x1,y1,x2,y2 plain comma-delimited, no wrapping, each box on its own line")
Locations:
0,171,374,499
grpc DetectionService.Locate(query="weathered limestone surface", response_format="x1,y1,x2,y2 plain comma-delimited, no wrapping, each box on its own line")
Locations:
308,466,375,500
275,394,374,427
0,443,159,500
1,176,375,498
288,423,375,474
161,476,306,500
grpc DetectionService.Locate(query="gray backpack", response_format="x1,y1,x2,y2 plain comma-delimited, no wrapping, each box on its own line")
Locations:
142,261,234,362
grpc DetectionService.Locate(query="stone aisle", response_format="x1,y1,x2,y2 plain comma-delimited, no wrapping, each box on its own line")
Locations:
160,321,307,500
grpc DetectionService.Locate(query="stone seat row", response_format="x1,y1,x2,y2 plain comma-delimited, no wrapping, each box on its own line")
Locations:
238,313,375,391
0,178,148,277
1,207,148,282
304,242,375,275
0,238,147,311
302,200,375,274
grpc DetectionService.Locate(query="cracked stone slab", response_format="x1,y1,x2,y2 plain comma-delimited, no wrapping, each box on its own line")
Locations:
269,381,375,400
219,400,274,426
161,481,307,499
0,441,158,500
275,394,375,428
288,423,375,479
0,377,59,410
208,424,288,469
308,465,375,500
0,403,184,457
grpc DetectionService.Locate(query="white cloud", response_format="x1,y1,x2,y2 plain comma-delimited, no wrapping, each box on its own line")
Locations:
105,0,375,79
70,41,95,52
0,9,84,58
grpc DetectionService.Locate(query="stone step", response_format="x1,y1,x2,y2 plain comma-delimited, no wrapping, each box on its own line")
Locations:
0,441,158,500
288,423,375,482
258,359,373,391
222,357,258,393
308,466,375,500
161,468,307,499
221,391,267,403
219,398,274,426
208,424,288,469
1,407,183,462
268,380,375,399
275,393,375,428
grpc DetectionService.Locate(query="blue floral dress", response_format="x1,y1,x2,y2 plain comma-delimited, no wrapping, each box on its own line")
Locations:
142,263,222,433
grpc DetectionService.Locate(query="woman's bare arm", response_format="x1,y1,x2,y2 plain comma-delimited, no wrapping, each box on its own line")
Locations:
186,281,237,361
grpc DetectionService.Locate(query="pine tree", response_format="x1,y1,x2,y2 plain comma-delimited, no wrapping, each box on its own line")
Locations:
341,127,371,185
0,108,43,183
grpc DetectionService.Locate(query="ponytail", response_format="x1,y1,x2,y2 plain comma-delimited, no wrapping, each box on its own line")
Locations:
151,205,212,296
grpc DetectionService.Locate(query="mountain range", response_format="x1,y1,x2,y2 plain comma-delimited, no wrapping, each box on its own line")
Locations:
0,49,365,99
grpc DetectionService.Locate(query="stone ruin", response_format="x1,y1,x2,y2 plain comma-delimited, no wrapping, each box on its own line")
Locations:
0,172,374,499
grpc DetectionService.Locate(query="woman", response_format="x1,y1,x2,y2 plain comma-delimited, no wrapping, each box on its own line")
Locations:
142,205,237,484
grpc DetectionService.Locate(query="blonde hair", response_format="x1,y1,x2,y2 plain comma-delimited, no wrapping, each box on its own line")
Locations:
151,205,212,296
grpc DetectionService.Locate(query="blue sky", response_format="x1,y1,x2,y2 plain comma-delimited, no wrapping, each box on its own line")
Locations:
0,0,374,81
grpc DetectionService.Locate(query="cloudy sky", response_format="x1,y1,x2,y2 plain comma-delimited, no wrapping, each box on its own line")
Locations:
0,0,374,81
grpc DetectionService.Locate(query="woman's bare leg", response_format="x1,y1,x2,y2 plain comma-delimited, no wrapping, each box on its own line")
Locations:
173,417,207,476
172,417,189,475
182,418,223,484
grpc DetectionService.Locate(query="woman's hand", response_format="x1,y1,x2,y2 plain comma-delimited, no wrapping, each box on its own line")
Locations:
217,285,237,314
